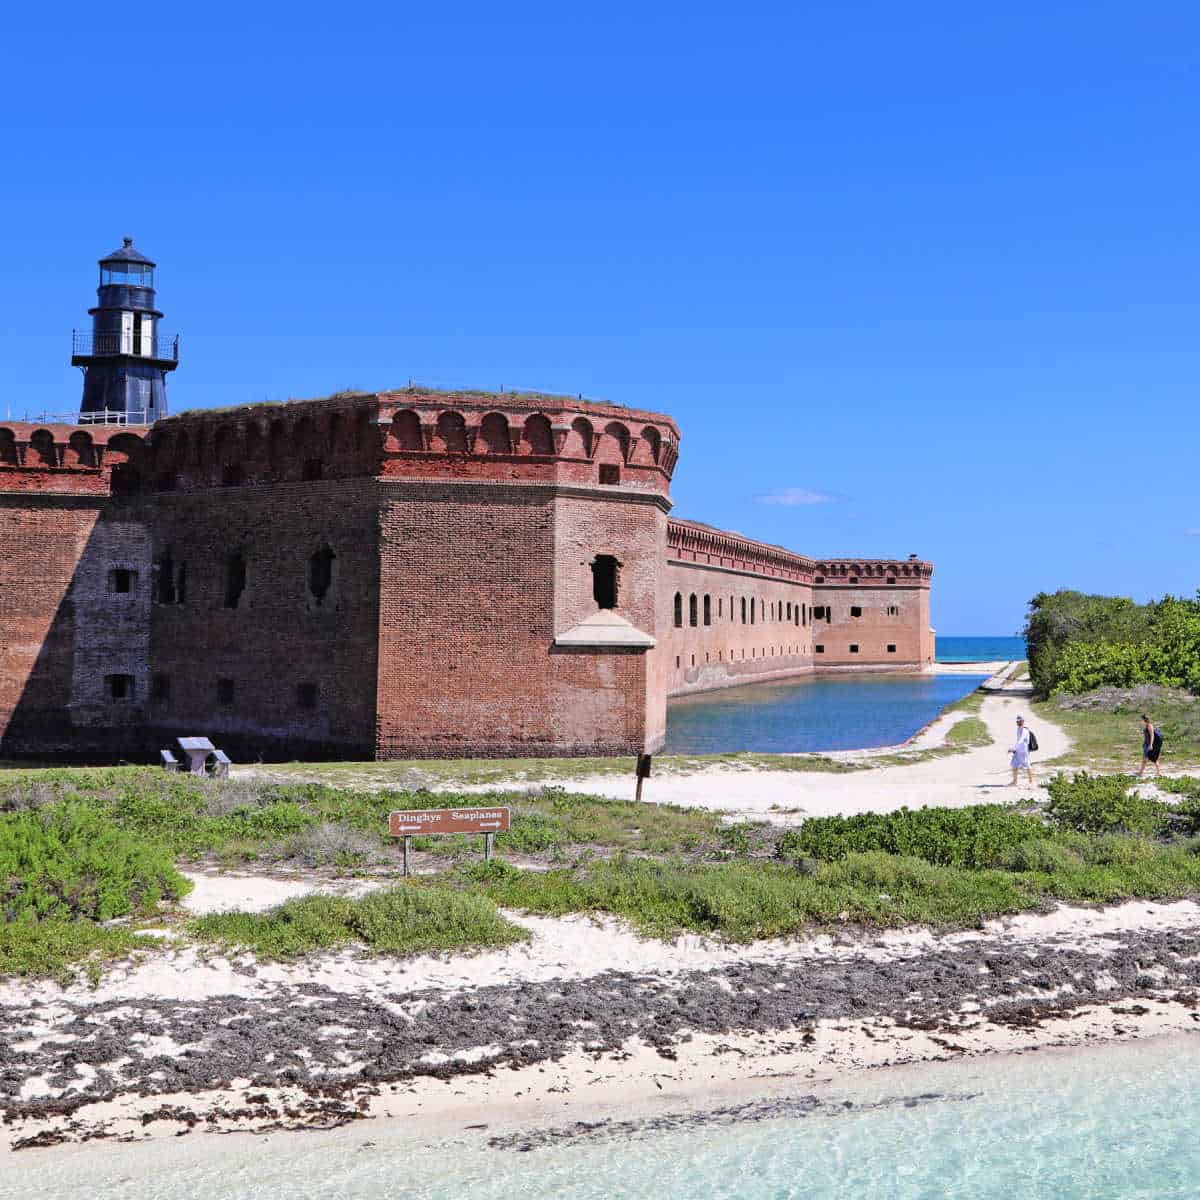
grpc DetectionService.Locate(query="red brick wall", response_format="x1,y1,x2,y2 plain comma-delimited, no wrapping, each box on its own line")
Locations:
0,396,934,762
375,481,658,757
145,480,382,760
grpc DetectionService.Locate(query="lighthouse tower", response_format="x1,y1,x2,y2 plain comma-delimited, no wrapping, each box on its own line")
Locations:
71,237,179,424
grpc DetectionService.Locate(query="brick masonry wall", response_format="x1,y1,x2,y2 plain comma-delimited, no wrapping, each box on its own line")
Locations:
810,584,933,670
0,396,933,762
145,480,382,760
375,481,657,757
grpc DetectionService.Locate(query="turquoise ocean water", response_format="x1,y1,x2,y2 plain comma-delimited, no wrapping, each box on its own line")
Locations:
664,672,987,754
937,635,1026,662
14,1035,1200,1199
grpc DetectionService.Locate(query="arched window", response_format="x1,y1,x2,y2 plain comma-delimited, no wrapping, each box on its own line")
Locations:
591,555,619,609
641,425,662,464
478,412,512,455
0,429,17,466
795,605,800,626
703,594,711,625
434,411,468,453
67,431,95,467
786,602,792,621
567,416,594,457
730,595,735,622
389,410,422,451
521,414,554,455
689,594,698,627
750,598,756,625
29,430,56,467
674,592,683,628
308,545,335,606
740,596,747,624
802,603,807,625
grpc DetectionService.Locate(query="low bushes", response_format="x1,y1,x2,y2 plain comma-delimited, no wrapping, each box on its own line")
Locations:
0,802,189,923
1045,772,1167,836
190,886,527,959
775,804,1046,869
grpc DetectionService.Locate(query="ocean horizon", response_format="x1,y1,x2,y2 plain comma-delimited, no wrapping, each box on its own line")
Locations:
936,634,1026,663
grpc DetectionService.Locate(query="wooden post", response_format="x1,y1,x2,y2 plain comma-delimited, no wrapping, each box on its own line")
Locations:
635,753,652,803
402,835,412,878
484,832,494,862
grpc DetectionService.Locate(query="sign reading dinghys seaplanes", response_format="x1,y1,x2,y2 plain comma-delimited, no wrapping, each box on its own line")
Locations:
388,807,511,837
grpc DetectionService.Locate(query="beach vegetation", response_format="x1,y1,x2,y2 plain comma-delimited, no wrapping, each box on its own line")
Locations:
1045,772,1168,836
1024,590,1200,699
775,803,1046,869
190,886,526,960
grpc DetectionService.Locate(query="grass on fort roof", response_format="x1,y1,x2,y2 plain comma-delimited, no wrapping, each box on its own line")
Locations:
169,384,635,421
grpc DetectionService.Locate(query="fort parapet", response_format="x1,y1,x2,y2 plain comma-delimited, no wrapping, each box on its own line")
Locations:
0,390,931,761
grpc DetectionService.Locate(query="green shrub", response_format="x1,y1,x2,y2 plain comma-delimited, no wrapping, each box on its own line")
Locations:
0,803,190,923
190,886,527,959
0,920,148,981
1045,772,1167,836
1080,834,1158,866
1001,837,1082,874
775,804,1046,869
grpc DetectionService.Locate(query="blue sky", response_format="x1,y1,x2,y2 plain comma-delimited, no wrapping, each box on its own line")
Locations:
3,2,1198,634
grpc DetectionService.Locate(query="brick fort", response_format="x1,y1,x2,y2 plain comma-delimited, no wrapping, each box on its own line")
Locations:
0,240,934,761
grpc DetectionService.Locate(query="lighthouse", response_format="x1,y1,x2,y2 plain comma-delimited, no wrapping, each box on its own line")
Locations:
71,238,179,424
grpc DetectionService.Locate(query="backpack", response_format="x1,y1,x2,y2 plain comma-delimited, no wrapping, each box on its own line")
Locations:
1153,729,1164,752
1027,729,1039,752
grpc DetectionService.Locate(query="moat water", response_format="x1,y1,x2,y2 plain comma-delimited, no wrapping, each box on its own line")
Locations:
663,671,988,754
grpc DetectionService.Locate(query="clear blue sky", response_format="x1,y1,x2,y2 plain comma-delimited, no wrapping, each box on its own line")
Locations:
3,3,1198,634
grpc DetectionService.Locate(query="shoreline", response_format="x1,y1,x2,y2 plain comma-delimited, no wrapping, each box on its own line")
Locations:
6,893,1200,1156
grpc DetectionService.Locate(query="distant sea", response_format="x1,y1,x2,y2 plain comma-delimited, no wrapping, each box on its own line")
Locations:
936,635,1025,663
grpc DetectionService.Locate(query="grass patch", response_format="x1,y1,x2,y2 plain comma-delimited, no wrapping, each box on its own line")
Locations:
945,716,991,747
190,886,526,960
0,921,150,982
1033,688,1200,771
944,688,987,717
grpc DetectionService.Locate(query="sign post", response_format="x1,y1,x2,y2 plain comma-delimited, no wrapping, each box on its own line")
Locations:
635,753,652,804
388,807,511,874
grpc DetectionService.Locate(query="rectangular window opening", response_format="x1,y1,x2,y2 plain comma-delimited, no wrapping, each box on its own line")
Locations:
815,644,825,654
849,644,859,653
297,682,319,709
850,606,862,618
107,673,134,700
887,644,897,653
598,463,620,485
217,678,235,706
110,568,135,594
151,673,171,702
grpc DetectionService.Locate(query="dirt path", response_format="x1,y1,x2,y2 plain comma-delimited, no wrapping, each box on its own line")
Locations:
509,684,1069,821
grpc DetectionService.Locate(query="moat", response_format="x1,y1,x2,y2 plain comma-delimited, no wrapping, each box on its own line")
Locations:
663,672,988,754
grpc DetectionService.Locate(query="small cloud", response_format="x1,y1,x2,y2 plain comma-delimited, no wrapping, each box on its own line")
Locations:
753,487,847,507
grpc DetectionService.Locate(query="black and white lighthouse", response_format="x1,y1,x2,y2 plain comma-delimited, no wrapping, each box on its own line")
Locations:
71,238,179,424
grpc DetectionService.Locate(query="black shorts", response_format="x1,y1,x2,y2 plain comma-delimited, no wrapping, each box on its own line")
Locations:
1145,746,1161,763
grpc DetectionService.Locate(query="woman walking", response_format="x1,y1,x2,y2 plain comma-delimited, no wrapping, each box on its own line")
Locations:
1139,714,1163,778
1009,715,1034,787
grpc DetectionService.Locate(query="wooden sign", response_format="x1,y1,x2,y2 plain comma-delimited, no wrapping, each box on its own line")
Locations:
388,807,511,838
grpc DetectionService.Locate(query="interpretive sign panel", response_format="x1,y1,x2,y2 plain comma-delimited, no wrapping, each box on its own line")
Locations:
388,807,511,838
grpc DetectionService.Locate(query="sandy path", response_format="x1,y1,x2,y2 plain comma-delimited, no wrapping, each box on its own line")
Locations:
503,685,1068,820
